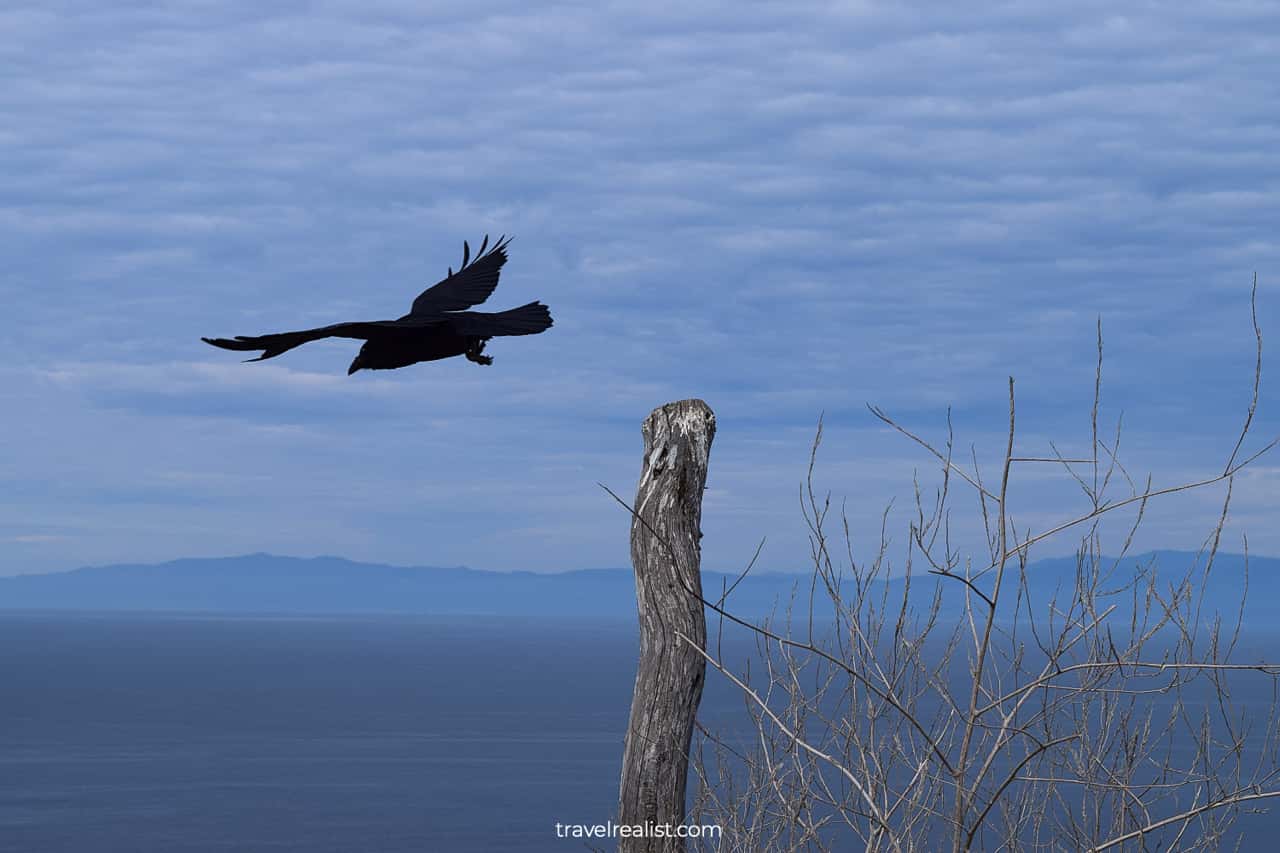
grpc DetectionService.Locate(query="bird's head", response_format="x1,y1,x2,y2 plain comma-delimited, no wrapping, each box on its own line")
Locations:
348,345,368,375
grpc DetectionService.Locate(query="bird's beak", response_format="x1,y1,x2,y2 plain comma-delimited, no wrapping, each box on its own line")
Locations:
347,357,362,375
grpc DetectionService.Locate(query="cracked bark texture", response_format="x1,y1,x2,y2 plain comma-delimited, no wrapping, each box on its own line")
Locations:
618,399,715,852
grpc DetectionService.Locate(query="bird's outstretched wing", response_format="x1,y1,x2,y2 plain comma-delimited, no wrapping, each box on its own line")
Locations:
202,319,440,362
408,235,512,316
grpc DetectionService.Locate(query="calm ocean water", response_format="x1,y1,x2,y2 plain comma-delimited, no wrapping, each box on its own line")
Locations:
3,613,1280,852
0,613,657,853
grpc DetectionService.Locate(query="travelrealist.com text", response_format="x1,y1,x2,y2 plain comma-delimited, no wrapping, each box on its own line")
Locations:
554,820,723,840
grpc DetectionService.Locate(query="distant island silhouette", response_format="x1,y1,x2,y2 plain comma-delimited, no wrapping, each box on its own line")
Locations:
1,551,1275,625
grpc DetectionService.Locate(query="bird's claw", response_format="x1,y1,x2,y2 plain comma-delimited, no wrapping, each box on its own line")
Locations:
465,340,493,366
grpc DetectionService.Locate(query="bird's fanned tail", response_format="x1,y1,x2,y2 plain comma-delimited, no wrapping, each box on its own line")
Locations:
460,301,554,336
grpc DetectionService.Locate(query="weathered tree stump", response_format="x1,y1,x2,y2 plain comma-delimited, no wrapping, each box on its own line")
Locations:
618,399,716,852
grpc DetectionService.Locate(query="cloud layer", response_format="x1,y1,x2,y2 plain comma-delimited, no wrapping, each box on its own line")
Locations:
3,1,1279,574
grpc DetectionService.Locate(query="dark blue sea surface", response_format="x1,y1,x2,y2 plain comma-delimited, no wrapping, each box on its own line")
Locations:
3,613,1280,852
0,613,658,853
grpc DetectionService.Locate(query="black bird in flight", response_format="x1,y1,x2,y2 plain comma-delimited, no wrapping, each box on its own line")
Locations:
202,235,551,374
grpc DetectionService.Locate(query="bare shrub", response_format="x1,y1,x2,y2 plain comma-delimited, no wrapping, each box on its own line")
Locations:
682,284,1280,851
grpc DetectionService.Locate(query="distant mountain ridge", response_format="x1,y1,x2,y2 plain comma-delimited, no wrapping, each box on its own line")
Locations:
0,551,1275,623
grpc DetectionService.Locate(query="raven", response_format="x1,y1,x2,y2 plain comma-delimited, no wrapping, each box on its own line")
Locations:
202,235,551,374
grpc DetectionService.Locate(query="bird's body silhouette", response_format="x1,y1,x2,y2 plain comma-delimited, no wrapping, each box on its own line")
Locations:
202,236,551,374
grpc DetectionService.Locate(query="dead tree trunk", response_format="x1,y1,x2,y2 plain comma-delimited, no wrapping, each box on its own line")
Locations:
618,399,716,852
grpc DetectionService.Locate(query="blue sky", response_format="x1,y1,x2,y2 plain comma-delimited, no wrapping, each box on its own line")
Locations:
3,1,1278,576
